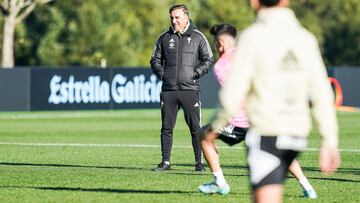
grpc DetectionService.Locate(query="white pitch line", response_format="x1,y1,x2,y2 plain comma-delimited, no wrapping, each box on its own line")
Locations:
0,142,359,152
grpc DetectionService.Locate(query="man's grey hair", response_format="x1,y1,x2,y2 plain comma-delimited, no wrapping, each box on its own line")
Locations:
169,4,189,16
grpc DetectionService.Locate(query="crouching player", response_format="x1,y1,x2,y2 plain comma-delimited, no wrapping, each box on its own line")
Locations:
198,24,317,199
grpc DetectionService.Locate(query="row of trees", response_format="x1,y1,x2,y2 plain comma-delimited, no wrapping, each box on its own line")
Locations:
1,0,360,68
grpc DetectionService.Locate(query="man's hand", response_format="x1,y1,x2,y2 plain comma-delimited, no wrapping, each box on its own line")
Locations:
319,145,341,175
193,70,200,80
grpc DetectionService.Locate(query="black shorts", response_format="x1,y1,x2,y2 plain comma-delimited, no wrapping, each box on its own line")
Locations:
245,130,307,190
217,124,248,146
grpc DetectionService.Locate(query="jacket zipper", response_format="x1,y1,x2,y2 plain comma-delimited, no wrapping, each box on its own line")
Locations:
176,35,183,90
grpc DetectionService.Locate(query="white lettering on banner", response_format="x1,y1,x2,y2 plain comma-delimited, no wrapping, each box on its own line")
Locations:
100,81,110,103
48,75,109,104
48,75,61,104
111,74,162,104
81,81,90,104
111,74,126,103
48,74,162,105
74,81,82,103
68,76,74,103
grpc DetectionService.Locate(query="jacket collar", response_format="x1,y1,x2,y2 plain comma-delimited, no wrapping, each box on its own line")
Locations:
169,20,194,36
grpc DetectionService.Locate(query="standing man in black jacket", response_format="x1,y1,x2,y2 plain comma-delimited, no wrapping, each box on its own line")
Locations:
150,4,214,171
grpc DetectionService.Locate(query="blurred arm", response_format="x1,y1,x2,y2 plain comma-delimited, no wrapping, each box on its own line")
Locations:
308,36,340,174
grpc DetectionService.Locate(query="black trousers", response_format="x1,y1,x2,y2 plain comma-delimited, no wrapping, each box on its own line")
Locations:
160,90,202,163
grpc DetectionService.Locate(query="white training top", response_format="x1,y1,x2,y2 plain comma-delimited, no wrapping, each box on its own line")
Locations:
211,7,338,148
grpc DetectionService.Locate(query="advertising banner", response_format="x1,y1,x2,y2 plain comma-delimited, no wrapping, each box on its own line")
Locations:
1,67,358,111
30,68,164,110
31,68,110,110
0,69,30,111
110,68,162,109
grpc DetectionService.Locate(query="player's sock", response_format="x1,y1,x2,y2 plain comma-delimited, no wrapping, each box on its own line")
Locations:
163,161,170,165
299,177,314,191
213,169,226,187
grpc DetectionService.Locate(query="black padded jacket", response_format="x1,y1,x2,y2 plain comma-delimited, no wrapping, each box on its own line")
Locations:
150,22,214,91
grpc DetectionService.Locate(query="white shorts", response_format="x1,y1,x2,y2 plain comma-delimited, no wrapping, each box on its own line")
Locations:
245,130,307,190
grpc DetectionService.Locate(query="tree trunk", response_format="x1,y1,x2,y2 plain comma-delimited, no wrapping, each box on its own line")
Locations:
2,15,16,68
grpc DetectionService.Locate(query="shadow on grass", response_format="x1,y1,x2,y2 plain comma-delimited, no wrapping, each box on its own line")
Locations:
2,162,358,183
1,185,197,194
306,177,360,183
174,163,359,182
168,172,250,179
286,175,360,183
0,161,211,173
165,163,249,177
2,185,248,196
0,162,152,171
297,166,360,176
0,161,245,174
174,163,248,169
285,168,360,183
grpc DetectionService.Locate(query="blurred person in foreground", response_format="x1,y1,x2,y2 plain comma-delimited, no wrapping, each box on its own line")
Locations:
150,4,213,172
205,0,340,202
197,23,318,199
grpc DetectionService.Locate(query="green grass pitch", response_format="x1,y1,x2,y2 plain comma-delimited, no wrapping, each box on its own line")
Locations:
0,109,359,202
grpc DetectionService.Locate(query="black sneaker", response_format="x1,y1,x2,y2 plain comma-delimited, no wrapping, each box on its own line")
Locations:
195,162,206,172
154,162,171,171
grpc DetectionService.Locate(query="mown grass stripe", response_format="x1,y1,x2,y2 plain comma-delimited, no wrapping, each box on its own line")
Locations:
0,141,359,152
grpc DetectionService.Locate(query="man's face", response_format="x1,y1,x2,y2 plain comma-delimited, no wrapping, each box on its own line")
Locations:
214,35,228,55
215,37,224,55
170,8,189,32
